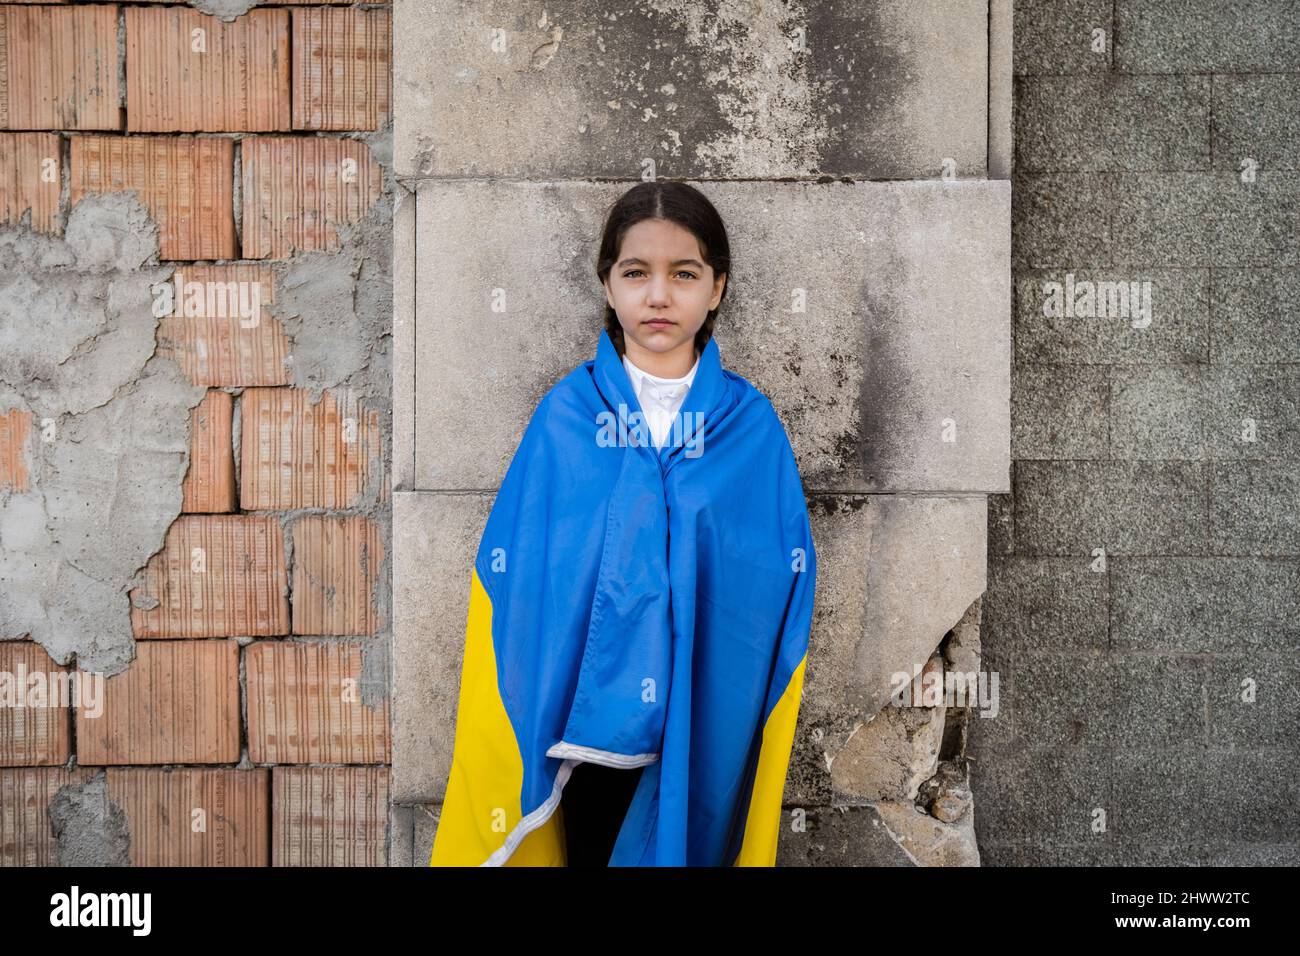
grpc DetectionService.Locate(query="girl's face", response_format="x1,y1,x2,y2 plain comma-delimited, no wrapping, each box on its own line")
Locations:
603,218,726,367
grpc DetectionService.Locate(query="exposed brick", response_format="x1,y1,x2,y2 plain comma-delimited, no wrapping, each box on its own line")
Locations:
126,7,290,133
155,264,291,387
0,641,71,766
105,768,269,865
0,4,121,130
0,767,96,867
291,515,383,635
128,1,390,5
0,407,32,492
130,515,290,638
70,135,237,261
126,1,392,4
240,388,382,510
75,640,240,765
0,132,60,233
272,766,388,866
240,136,382,259
181,391,236,514
246,641,389,764
292,7,392,131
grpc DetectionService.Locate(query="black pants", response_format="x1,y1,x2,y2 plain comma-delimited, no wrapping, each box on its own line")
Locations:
559,761,644,866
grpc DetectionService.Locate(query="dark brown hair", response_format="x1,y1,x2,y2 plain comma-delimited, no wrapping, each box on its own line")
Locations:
595,181,731,357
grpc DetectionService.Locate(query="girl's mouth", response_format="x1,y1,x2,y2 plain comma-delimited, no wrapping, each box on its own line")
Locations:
644,319,675,327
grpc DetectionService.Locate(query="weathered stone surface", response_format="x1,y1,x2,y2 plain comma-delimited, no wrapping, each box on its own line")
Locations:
1014,0,1113,76
395,0,988,181
1015,75,1210,172
874,799,981,866
1110,556,1300,653
1115,0,1300,73
829,694,946,803
412,179,1009,494
390,490,493,804
775,804,917,866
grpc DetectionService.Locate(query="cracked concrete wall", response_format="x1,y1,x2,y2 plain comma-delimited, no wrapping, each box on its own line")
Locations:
1,2,395,866
391,0,1013,867
2,170,396,863
0,193,206,676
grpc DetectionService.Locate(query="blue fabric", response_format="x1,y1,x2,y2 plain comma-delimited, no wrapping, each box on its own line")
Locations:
473,327,817,866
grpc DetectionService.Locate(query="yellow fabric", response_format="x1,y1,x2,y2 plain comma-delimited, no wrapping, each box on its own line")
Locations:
733,652,807,867
429,568,566,866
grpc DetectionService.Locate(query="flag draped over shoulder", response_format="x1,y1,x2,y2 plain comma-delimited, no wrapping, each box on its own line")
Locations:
429,327,817,867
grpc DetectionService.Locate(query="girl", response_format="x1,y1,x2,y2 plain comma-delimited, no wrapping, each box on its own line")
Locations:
430,181,816,867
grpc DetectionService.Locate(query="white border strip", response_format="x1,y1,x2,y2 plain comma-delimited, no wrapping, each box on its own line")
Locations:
544,741,660,767
481,745,658,866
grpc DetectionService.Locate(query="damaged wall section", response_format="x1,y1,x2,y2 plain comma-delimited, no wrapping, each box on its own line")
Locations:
0,0,396,866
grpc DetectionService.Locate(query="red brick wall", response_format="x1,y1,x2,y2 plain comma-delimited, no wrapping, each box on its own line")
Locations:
0,1,391,868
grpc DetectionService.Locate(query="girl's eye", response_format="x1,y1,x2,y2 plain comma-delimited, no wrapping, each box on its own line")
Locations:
622,269,697,279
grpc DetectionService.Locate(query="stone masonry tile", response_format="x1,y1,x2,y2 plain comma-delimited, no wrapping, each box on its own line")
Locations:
1112,748,1299,843
0,4,121,130
1014,0,1113,75
1015,75,1210,172
105,767,270,866
1010,363,1109,461
1109,365,1300,462
1211,75,1300,172
75,640,241,765
1013,459,1208,555
246,641,390,764
1014,267,1210,365
1210,461,1300,556
70,135,238,261
1116,0,1300,72
1212,268,1300,364
130,515,290,638
1111,172,1300,268
125,6,291,133
1111,556,1300,653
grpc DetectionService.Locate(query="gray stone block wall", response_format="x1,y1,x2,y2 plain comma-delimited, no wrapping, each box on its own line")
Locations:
974,0,1300,865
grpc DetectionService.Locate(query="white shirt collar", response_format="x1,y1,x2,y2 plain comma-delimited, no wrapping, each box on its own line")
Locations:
622,350,700,407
